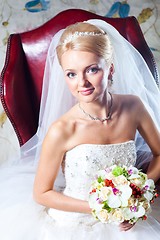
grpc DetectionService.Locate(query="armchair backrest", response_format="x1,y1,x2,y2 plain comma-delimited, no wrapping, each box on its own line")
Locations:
0,9,159,146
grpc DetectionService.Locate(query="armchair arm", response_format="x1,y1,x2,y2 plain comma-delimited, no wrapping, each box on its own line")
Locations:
0,34,38,145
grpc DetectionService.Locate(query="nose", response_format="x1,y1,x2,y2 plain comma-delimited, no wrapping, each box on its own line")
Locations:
78,73,90,87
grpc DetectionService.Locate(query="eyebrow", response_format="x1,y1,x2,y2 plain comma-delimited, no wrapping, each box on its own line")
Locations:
64,63,99,72
64,69,75,72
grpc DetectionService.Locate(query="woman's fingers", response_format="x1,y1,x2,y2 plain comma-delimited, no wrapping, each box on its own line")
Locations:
119,221,135,231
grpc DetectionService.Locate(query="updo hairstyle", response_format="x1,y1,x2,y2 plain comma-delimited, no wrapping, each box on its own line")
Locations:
56,22,113,67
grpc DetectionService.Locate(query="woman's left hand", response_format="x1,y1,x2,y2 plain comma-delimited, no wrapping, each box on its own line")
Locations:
119,221,135,231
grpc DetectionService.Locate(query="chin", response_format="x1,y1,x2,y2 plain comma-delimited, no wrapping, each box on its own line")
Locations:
78,96,94,103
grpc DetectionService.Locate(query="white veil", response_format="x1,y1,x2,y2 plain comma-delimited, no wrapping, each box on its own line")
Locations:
31,19,160,167
15,19,160,174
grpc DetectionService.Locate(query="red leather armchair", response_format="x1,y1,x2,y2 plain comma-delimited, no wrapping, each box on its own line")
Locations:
0,9,159,146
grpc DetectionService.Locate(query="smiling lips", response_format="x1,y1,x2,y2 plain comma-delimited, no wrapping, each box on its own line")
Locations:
79,88,95,96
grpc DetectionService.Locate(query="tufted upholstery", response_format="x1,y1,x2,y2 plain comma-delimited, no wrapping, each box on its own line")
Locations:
0,9,159,146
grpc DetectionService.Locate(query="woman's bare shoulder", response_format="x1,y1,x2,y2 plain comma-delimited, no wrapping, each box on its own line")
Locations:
115,93,141,101
45,108,77,148
114,93,143,108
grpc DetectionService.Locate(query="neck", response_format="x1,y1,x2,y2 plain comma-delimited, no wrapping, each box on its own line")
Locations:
79,92,113,122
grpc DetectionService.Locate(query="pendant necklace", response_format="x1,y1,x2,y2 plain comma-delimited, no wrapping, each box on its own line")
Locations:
78,92,113,123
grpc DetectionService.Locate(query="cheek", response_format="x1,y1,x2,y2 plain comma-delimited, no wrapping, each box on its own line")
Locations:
65,79,77,95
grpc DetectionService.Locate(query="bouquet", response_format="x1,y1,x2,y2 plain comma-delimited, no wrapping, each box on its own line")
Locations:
88,165,158,224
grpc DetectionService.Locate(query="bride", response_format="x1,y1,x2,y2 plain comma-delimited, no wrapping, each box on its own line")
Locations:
0,19,160,240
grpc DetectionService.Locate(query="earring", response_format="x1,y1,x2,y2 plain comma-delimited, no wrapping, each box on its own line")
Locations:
108,72,114,87
109,75,113,85
108,63,114,86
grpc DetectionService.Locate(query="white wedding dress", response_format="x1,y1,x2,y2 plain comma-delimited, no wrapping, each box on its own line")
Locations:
0,141,160,240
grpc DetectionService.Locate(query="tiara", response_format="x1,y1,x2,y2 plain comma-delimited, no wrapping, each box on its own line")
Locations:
74,31,106,36
61,30,106,45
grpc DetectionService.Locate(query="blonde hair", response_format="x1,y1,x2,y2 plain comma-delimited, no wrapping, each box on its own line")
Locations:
56,22,113,67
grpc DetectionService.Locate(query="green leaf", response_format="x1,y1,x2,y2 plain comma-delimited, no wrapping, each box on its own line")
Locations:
103,201,112,212
97,176,103,183
112,166,123,176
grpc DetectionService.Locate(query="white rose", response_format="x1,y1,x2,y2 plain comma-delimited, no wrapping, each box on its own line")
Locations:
111,209,124,223
112,175,128,186
97,209,110,223
99,187,112,201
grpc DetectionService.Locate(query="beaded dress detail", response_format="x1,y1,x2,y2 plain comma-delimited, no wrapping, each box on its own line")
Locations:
64,141,136,200
47,141,137,226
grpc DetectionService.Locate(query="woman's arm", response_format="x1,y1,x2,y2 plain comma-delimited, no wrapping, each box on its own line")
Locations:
146,156,160,183
33,120,91,214
137,98,160,182
120,96,160,232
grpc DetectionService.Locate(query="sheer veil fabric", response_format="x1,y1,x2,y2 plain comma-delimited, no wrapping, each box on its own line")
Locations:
14,19,160,171
0,19,160,239
35,19,160,171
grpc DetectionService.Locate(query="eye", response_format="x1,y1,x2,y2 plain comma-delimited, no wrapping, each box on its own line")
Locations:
87,66,100,74
66,72,76,79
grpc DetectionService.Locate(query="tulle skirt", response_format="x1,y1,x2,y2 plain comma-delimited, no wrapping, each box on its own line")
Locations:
0,164,160,240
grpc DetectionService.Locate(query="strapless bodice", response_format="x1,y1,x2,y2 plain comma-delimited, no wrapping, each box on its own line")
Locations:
47,141,137,225
63,141,136,200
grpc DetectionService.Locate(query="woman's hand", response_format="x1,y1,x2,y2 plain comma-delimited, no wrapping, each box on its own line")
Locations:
119,221,135,231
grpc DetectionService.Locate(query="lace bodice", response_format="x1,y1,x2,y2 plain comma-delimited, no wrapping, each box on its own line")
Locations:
63,141,136,200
